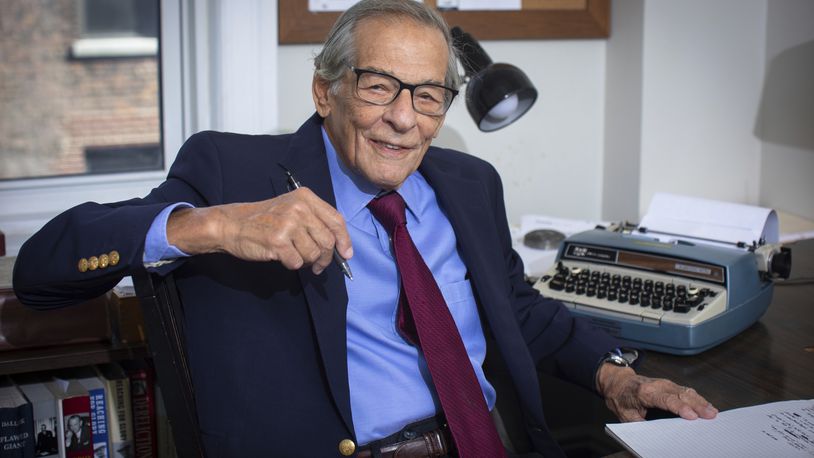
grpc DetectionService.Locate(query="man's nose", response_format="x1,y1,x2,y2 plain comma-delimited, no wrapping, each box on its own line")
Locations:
382,89,418,132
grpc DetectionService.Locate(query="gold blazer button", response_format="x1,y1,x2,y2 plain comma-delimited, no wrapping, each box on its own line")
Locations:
78,258,89,273
88,256,99,271
99,253,110,269
338,439,356,456
109,250,120,266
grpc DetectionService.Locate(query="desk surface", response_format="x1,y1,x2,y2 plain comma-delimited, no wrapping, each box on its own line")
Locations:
540,238,814,457
638,238,814,410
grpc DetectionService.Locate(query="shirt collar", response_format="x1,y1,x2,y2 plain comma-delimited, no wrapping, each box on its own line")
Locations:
322,127,426,226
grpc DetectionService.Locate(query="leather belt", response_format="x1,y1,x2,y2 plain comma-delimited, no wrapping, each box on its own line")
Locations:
356,425,451,458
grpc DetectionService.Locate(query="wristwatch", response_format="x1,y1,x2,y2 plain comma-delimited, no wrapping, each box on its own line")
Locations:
601,347,639,367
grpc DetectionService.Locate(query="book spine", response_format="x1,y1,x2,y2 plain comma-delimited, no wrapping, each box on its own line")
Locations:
128,370,156,458
0,401,35,458
86,387,109,458
27,391,59,458
61,395,93,458
55,396,66,458
153,386,176,458
106,376,133,458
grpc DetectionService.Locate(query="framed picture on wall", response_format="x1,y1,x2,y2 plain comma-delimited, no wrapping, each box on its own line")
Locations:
279,0,611,44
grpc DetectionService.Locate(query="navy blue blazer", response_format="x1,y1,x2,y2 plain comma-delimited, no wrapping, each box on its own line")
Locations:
14,113,620,457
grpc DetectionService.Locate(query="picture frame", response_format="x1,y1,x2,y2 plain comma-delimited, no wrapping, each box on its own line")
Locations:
278,0,610,44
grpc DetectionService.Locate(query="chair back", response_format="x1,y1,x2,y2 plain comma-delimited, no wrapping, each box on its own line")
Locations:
132,268,205,458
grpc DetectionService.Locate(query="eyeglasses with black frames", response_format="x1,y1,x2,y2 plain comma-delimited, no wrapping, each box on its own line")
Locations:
349,66,458,117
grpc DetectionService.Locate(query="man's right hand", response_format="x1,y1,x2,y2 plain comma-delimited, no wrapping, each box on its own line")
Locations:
166,187,353,275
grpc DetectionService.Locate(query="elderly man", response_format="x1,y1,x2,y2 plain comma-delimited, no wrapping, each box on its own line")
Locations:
14,0,716,456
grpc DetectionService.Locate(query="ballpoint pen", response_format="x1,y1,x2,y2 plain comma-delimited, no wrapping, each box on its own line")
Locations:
279,165,354,280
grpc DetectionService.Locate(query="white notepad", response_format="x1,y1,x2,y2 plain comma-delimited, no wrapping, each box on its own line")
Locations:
606,399,814,458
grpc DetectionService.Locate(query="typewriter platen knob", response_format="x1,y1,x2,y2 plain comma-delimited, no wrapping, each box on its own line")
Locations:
755,244,792,280
770,247,792,279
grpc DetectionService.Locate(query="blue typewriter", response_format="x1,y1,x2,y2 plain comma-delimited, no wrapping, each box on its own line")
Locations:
533,228,791,355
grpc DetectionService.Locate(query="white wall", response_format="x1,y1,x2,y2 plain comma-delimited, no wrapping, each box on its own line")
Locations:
758,0,814,220
602,0,644,223
278,1,814,226
638,0,767,216
440,41,607,223
277,40,608,224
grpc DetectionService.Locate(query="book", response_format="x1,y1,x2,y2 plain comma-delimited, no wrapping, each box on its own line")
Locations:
153,386,176,458
0,378,35,457
14,375,59,458
121,361,156,458
95,364,134,458
606,399,814,457
110,282,146,346
46,379,93,458
73,370,110,458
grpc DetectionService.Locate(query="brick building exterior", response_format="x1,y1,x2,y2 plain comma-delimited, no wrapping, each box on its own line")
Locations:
0,0,160,179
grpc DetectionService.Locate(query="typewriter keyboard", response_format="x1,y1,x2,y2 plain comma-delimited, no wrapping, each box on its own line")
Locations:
534,260,727,326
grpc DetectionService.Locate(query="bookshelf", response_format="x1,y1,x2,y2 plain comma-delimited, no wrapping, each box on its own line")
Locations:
0,255,149,376
0,341,149,376
0,278,167,455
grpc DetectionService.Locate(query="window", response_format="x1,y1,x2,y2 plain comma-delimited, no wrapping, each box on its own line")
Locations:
0,0,183,256
85,145,163,174
72,0,160,58
0,0,161,181
82,0,158,38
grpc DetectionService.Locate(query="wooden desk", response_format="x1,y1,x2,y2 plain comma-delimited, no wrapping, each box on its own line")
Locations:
640,259,814,410
541,238,814,457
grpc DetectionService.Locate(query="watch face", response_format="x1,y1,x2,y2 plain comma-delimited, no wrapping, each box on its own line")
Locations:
620,348,639,364
605,347,639,367
607,354,628,367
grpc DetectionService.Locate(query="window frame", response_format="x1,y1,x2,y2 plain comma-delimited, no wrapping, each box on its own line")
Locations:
72,0,160,59
79,0,159,39
0,0,184,255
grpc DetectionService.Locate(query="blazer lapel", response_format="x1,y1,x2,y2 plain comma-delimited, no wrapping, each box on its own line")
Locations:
420,150,546,425
418,151,509,330
273,114,354,436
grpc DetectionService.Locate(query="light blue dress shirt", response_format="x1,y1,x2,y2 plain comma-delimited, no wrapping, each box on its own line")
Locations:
322,128,495,444
144,203,191,266
143,129,496,445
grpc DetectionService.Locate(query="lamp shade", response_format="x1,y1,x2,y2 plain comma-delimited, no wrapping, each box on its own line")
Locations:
465,63,537,132
452,26,538,132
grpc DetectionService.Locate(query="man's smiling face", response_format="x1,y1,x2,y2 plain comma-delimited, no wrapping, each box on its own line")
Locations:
313,16,449,191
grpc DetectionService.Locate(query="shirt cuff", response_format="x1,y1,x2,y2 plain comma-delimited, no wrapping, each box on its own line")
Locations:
143,202,194,268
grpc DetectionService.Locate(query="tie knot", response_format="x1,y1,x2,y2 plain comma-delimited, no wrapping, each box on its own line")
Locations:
367,192,407,235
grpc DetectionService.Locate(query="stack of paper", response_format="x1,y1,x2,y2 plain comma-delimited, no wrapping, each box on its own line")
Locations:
606,399,814,457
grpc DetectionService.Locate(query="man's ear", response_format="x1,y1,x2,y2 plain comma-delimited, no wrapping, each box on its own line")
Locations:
312,75,333,117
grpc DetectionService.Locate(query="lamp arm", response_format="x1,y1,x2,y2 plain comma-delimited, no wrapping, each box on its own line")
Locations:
451,26,493,77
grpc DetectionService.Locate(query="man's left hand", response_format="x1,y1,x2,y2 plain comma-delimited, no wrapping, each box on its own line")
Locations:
596,364,718,422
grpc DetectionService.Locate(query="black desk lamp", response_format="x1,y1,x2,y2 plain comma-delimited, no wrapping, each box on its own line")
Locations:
452,26,538,132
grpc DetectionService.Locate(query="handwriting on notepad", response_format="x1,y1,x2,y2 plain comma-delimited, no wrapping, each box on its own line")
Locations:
762,404,814,452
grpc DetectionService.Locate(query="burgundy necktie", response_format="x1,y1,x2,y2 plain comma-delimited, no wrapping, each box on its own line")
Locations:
368,192,506,458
